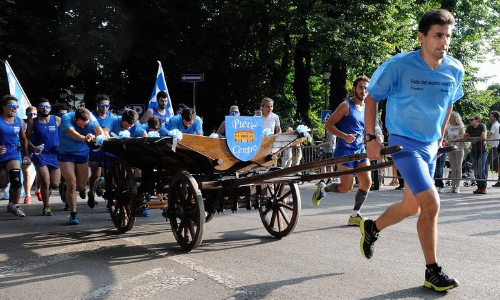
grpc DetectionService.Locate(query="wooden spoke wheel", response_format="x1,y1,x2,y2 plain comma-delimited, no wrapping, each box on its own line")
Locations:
258,181,301,238
167,172,205,251
106,159,137,233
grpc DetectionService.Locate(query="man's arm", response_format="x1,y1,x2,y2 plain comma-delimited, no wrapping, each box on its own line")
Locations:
325,101,351,143
364,95,383,160
139,109,153,124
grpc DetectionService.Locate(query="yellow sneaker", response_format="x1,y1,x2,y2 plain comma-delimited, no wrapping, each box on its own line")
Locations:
348,214,362,226
312,182,326,206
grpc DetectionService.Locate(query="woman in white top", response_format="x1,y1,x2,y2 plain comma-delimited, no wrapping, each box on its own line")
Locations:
260,97,281,134
445,111,465,193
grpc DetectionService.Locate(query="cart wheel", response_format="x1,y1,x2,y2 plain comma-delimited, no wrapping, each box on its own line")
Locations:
106,159,136,233
258,181,301,238
167,172,205,251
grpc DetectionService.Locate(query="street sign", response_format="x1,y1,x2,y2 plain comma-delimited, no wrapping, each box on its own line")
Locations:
321,110,332,124
130,104,145,119
181,74,204,82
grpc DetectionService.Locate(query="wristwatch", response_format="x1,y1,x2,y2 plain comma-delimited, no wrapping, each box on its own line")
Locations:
364,134,377,143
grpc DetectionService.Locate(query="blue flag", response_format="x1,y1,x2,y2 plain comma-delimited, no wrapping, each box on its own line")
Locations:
5,61,31,119
148,61,174,118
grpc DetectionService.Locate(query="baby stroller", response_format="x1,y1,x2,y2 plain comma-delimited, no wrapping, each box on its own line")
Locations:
462,154,475,187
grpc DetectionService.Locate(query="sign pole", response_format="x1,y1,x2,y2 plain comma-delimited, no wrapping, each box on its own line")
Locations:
193,82,196,111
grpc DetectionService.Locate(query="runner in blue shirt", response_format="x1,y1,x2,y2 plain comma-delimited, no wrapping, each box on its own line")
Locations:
88,95,113,208
26,98,61,216
168,108,203,135
312,75,371,227
362,9,463,292
0,95,30,217
59,107,103,225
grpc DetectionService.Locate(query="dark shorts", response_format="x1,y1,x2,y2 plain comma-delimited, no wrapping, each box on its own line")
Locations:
33,153,60,169
58,153,89,164
89,149,104,165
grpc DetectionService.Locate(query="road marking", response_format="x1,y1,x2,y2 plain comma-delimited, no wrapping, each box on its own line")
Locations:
81,268,194,300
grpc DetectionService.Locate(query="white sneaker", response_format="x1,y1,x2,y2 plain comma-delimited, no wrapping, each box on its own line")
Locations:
437,187,445,193
11,206,26,217
453,187,460,193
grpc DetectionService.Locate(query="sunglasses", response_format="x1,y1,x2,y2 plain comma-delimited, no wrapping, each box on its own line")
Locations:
230,111,239,115
27,112,37,116
469,119,477,121
7,103,19,109
177,109,183,114
99,104,110,108
39,105,51,109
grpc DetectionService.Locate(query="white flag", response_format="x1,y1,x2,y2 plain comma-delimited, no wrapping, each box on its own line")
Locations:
5,61,31,119
148,61,174,118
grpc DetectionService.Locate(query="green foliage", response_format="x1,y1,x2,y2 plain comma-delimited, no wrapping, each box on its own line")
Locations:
0,0,499,134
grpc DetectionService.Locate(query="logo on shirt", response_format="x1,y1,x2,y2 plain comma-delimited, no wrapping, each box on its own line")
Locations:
13,126,20,134
225,116,262,161
48,125,56,133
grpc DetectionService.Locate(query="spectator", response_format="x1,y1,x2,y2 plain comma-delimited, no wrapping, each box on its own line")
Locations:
460,114,487,194
445,111,465,193
216,105,240,137
260,97,281,134
487,110,500,187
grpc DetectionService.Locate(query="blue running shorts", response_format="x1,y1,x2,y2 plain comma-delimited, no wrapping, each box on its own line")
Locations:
333,147,368,168
389,134,438,195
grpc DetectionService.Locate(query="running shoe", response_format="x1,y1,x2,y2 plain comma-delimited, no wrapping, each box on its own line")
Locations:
312,182,326,206
424,266,459,292
35,190,43,201
492,181,500,187
42,206,53,216
142,208,150,217
473,188,487,194
347,214,363,226
11,206,26,217
59,181,67,203
24,195,31,204
63,203,69,211
6,202,14,212
69,213,79,225
79,189,86,199
360,218,379,259
87,192,96,208
96,177,105,197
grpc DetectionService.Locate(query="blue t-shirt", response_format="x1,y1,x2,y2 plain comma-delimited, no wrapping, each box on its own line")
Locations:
168,115,203,135
367,51,464,142
59,112,100,155
0,116,22,162
92,110,112,126
30,115,59,157
336,98,365,150
103,115,146,138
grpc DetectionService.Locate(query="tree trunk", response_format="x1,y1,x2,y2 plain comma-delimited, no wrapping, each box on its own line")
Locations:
329,60,348,111
293,35,312,127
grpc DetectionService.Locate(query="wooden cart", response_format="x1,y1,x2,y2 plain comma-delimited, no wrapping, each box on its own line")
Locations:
101,132,400,251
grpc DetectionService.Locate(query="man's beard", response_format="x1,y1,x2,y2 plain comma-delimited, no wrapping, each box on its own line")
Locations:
40,112,49,118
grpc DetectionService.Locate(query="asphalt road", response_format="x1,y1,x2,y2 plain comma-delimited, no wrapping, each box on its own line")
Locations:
1,182,499,300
